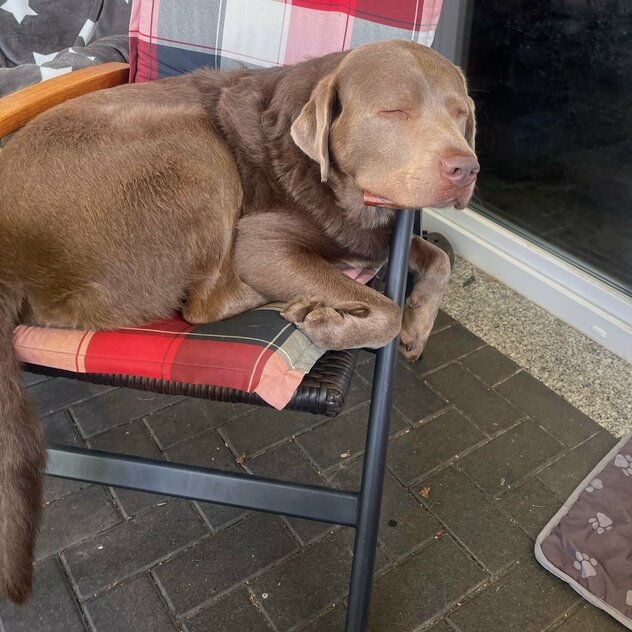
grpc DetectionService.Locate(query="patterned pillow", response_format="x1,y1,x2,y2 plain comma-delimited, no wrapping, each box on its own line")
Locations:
129,0,444,82
15,305,321,410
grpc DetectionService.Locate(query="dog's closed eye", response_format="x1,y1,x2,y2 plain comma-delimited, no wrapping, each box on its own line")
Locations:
378,109,410,121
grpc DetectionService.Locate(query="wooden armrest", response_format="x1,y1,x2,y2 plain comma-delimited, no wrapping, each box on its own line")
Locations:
0,62,130,138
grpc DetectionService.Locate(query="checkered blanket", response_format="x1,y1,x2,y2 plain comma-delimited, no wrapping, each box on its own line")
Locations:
15,306,322,410
130,0,444,82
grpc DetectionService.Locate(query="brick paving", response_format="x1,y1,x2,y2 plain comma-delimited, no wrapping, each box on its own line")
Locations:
2,311,625,631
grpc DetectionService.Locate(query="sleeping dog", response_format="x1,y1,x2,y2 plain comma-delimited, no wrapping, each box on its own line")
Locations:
0,39,477,603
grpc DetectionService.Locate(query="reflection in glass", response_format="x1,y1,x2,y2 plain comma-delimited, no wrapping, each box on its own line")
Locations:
466,0,632,295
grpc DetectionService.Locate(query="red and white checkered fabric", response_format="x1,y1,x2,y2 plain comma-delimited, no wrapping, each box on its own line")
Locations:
129,0,444,82
15,306,322,410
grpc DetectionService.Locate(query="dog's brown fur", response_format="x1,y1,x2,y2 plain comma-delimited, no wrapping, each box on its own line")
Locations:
0,40,476,603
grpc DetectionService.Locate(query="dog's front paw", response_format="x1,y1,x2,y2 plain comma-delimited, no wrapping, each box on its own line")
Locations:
398,305,431,362
295,306,346,349
281,299,375,349
281,300,345,348
281,299,321,323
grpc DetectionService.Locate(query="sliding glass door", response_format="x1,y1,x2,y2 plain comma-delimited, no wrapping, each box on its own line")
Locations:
437,0,632,296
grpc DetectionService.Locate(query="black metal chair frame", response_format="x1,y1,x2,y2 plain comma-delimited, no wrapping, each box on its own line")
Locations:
45,209,416,632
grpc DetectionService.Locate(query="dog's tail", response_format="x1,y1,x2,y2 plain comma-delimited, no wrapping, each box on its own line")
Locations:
0,285,46,604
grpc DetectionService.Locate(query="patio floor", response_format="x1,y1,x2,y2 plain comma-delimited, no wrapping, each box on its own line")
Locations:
1,310,626,631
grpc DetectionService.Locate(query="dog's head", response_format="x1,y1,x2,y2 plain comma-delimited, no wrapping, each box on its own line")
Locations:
291,40,478,211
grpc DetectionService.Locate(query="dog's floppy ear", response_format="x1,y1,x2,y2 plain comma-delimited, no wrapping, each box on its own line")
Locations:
465,96,476,150
291,73,337,182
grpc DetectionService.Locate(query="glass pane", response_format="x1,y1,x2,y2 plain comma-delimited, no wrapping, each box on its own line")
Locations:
466,0,632,296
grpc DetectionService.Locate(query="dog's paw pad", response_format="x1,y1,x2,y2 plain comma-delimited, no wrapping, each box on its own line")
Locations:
336,302,370,318
614,454,632,476
303,306,344,325
573,552,598,578
585,478,603,493
281,299,319,323
589,513,613,535
398,327,428,363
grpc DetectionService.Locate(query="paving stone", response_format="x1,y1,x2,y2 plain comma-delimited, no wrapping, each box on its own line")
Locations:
249,443,330,544
368,536,486,632
301,604,347,632
387,409,486,485
85,574,175,632
496,372,601,447
458,419,564,497
63,499,205,599
186,589,271,632
416,467,532,573
554,604,628,631
297,404,407,472
331,462,441,559
496,478,561,539
432,310,455,333
154,513,297,614
44,476,89,505
251,528,353,630
145,399,254,450
447,558,579,632
537,431,618,501
23,371,51,387
393,367,450,423
42,411,88,503
72,388,180,437
343,374,372,410
355,349,375,366
30,377,113,417
410,323,485,375
218,406,326,456
461,346,519,386
166,431,248,530
372,540,394,575
425,363,523,435
357,362,448,424
0,557,86,632
41,410,82,446
36,485,121,560
89,420,167,516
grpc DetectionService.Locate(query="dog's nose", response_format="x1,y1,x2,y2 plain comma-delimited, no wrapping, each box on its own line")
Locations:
441,154,480,187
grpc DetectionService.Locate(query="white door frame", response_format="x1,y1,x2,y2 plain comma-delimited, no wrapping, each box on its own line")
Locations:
424,208,632,363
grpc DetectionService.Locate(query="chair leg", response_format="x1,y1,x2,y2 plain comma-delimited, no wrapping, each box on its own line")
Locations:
345,209,415,632
345,341,400,631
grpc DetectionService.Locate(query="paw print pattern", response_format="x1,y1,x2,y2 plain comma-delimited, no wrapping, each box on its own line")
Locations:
585,478,603,493
614,454,632,476
589,512,613,534
574,552,598,578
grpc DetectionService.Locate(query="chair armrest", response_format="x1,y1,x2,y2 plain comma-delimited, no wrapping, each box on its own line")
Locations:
0,62,130,138
364,194,415,307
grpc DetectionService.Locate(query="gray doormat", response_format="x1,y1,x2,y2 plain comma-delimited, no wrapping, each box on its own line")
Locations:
536,432,632,629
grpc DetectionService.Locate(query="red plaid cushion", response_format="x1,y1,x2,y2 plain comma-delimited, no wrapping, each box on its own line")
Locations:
15,305,323,410
129,0,444,82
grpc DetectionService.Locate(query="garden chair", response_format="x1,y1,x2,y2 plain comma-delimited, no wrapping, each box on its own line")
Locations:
0,2,445,629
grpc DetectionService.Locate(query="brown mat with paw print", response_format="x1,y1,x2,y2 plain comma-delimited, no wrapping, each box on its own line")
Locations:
536,432,632,629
